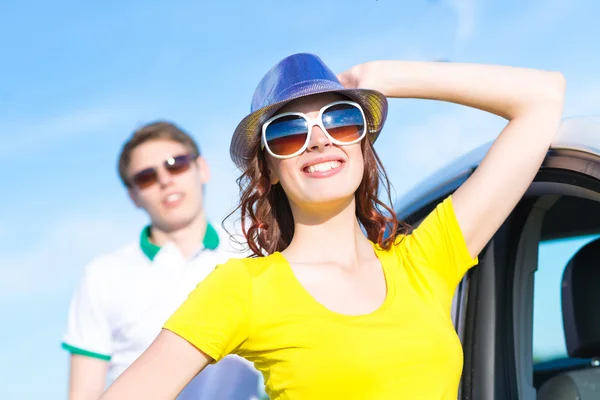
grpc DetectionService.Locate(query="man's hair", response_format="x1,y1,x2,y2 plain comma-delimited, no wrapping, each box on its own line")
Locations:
118,121,200,187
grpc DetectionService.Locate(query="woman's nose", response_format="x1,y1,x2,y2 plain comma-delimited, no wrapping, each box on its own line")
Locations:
306,125,332,152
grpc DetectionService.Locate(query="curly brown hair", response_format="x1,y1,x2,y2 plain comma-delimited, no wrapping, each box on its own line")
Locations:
224,136,410,257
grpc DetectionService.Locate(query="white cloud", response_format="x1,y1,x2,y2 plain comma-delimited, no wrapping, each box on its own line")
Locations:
0,103,154,157
453,0,476,40
447,0,477,54
484,0,572,52
515,0,571,34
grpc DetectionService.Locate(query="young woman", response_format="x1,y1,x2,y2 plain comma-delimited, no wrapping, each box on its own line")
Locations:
100,53,565,399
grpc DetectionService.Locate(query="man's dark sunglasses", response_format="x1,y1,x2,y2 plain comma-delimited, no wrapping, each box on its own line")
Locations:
129,154,197,189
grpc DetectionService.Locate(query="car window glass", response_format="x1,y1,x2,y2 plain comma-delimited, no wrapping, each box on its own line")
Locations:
533,234,600,364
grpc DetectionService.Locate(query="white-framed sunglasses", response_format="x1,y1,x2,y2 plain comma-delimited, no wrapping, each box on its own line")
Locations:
261,100,367,159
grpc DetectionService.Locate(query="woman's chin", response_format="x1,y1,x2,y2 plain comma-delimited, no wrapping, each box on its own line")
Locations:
297,190,357,209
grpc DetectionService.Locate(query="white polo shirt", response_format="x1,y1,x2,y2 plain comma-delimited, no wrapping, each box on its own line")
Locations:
62,223,263,399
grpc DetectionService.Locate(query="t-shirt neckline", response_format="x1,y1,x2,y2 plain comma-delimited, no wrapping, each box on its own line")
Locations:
272,242,396,320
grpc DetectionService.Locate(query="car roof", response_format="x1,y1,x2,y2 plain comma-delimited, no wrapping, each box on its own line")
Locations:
394,115,600,219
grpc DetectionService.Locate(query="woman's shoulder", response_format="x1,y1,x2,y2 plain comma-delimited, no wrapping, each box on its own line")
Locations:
215,252,284,280
368,235,409,263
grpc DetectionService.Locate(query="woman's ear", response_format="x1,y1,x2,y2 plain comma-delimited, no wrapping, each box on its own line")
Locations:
264,155,280,185
268,166,279,185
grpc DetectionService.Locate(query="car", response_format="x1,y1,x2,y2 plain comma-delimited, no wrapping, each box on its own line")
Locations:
394,115,600,400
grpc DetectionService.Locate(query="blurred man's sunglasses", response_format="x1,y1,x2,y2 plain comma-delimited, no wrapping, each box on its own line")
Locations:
129,154,196,189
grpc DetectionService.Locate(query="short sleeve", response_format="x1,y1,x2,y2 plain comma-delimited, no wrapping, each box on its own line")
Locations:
62,264,112,360
400,195,479,291
163,258,251,362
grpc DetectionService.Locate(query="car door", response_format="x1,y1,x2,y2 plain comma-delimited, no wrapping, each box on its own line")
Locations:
459,147,600,399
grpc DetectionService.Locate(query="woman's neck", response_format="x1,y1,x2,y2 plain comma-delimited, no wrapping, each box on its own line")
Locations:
149,212,208,259
283,197,372,267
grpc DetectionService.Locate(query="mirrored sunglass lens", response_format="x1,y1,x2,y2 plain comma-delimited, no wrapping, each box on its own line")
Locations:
166,154,193,174
322,104,365,143
265,115,309,156
132,169,158,189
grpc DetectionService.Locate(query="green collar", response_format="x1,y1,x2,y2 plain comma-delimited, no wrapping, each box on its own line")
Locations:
140,222,220,261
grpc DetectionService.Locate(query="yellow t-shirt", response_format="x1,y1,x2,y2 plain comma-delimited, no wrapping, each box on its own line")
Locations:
163,196,478,399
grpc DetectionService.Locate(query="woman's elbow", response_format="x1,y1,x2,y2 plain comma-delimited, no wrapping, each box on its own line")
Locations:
535,70,566,110
515,71,565,119
546,71,566,104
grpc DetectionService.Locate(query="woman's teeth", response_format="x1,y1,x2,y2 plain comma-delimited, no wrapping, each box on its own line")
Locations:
306,161,341,173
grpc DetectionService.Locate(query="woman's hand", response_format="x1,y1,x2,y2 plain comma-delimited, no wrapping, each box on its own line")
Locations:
337,61,407,97
337,63,378,91
337,65,362,89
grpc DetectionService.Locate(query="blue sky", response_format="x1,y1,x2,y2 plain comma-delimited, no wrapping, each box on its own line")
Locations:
1,0,599,397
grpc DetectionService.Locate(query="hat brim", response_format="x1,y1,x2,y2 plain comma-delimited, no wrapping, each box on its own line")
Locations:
230,87,388,169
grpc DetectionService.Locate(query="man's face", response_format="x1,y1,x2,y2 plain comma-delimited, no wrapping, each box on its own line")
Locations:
126,139,209,231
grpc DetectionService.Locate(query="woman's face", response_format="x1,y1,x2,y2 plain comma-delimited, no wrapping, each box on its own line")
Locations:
265,93,365,210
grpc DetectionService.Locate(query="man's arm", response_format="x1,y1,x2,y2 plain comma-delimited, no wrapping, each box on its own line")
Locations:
68,355,108,400
62,262,113,399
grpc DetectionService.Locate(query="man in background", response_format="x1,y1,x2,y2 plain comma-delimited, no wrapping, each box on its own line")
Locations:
61,121,263,399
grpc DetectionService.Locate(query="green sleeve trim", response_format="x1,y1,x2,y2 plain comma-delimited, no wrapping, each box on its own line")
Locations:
61,342,111,361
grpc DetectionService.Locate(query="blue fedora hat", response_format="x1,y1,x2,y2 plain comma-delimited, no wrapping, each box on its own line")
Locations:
230,53,388,169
